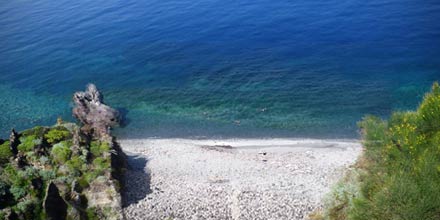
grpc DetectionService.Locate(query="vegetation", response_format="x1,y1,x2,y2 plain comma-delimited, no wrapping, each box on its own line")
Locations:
90,141,110,158
51,141,72,164
44,127,71,144
18,135,40,153
314,82,440,220
0,141,12,165
0,123,121,219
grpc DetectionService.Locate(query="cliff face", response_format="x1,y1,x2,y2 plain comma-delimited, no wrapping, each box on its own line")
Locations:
0,84,126,220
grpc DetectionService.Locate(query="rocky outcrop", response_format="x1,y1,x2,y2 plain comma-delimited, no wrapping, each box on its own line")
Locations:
73,84,120,139
84,177,123,220
43,182,68,220
0,84,126,220
9,129,19,156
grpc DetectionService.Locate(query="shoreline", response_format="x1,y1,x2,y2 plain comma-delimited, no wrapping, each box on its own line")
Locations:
118,137,360,149
120,138,362,220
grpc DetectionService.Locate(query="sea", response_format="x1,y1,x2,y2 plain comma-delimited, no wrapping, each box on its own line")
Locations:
0,0,439,139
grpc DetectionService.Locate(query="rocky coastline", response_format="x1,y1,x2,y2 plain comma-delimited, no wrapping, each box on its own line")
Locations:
0,84,362,220
0,84,126,219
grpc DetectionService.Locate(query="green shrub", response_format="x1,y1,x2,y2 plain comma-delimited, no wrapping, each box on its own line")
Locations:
93,157,110,169
0,180,12,207
39,156,50,165
44,128,71,144
10,182,29,200
0,141,13,165
320,82,440,220
418,82,440,135
66,155,87,176
86,207,99,220
90,141,110,157
18,135,41,152
0,124,120,219
77,176,89,188
38,169,56,181
51,141,72,164
21,126,46,137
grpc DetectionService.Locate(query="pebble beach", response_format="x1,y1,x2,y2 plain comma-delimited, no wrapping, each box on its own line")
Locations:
120,138,362,220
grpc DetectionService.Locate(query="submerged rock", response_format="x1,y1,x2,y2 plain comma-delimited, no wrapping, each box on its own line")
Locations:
73,84,120,139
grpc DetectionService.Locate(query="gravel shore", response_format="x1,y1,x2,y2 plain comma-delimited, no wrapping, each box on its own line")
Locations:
120,138,362,220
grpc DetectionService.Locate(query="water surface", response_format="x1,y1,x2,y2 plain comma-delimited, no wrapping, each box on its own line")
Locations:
0,0,439,138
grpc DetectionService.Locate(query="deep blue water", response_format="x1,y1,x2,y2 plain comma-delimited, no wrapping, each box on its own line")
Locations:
0,0,439,139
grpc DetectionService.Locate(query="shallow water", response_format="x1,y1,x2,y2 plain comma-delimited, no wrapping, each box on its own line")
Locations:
0,0,439,138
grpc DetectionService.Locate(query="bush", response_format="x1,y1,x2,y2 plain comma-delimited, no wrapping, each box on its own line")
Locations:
18,135,41,152
92,157,110,173
90,141,110,157
38,169,56,181
0,180,13,208
0,123,120,219
44,128,71,144
0,141,13,165
10,182,29,201
66,155,87,176
319,82,440,220
21,126,46,138
51,141,72,164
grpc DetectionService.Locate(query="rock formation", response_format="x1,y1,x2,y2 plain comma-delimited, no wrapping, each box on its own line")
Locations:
0,84,126,219
9,129,19,156
73,84,120,139
43,182,68,220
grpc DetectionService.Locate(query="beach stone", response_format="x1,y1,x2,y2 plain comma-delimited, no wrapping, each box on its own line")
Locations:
120,139,362,220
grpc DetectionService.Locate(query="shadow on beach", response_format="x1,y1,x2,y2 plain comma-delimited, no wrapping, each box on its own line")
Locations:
122,153,152,207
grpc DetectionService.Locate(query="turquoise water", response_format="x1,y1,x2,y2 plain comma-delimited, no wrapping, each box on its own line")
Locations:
0,0,439,138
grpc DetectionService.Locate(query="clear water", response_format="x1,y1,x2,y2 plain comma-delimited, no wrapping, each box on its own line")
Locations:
0,0,439,138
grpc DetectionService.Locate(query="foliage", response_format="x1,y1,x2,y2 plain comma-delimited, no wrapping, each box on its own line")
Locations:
66,155,87,172
21,126,46,137
51,141,72,164
44,127,71,144
0,179,12,208
90,141,110,157
0,141,12,165
18,135,40,152
0,123,119,219
318,82,440,220
86,207,99,220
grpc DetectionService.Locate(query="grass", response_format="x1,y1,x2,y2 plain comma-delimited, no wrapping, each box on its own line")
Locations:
315,82,440,220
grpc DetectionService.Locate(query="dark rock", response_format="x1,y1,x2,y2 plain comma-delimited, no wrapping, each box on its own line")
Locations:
201,145,234,152
72,84,120,139
70,180,82,206
31,177,43,191
9,129,19,156
14,152,27,168
43,182,68,220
